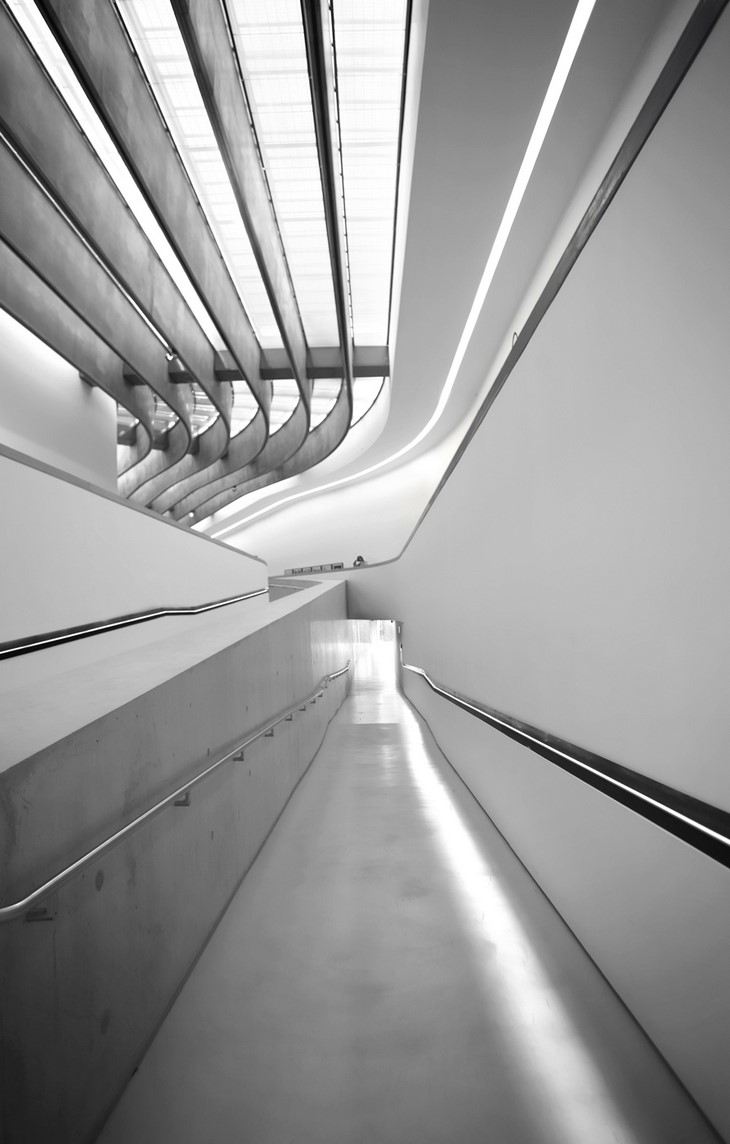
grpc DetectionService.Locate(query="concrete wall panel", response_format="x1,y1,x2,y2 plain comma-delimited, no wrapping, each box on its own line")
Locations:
0,582,353,1144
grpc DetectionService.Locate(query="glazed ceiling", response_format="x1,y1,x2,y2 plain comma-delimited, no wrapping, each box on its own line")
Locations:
0,0,408,521
0,0,685,548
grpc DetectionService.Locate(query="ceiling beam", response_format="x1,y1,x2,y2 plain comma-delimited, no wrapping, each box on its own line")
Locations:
0,5,228,417
34,0,270,430
170,0,310,412
0,6,250,503
180,0,360,522
0,137,195,447
152,402,310,517
0,240,155,469
213,345,389,382
31,0,281,504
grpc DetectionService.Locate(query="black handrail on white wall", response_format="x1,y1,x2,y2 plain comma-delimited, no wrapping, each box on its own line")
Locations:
402,659,730,870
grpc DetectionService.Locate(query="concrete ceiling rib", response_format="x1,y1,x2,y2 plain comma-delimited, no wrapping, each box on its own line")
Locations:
162,399,309,519
173,0,359,524
33,0,271,470
0,137,195,449
170,0,310,407
137,0,312,511
0,241,156,468
0,8,247,501
5,0,402,515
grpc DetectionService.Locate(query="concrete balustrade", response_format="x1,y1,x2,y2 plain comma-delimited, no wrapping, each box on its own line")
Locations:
0,579,352,1144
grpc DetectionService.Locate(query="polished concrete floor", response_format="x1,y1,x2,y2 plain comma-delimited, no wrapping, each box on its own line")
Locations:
98,627,720,1144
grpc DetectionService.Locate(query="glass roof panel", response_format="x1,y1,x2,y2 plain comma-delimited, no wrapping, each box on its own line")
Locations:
333,0,408,344
227,0,340,346
117,0,282,347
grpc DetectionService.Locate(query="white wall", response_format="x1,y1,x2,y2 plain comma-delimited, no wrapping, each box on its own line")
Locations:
0,450,267,645
227,442,451,573
342,8,730,1138
0,309,118,490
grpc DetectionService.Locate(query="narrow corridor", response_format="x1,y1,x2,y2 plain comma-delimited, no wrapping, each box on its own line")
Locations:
98,626,719,1143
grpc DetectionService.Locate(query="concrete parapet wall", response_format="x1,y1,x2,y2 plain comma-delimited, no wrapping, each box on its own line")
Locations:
0,581,352,1144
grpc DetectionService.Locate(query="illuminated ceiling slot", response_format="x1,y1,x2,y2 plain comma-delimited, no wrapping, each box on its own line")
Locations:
333,0,408,345
8,0,223,349
227,0,339,346
117,0,281,347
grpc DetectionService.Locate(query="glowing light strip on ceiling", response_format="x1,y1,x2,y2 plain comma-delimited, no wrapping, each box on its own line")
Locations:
210,0,597,539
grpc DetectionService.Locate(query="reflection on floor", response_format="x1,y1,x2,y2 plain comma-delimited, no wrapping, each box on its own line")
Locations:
98,623,719,1143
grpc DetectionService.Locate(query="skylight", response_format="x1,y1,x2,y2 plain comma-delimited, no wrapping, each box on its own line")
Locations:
333,0,408,345
117,0,281,347
6,0,406,516
227,0,340,346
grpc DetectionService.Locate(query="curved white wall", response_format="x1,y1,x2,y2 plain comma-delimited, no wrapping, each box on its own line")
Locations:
343,11,730,1137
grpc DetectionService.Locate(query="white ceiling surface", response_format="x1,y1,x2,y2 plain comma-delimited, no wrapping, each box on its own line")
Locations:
201,0,686,562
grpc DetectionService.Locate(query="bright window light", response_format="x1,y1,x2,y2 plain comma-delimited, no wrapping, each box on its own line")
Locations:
333,0,408,345
210,0,597,538
117,0,281,347
228,0,340,346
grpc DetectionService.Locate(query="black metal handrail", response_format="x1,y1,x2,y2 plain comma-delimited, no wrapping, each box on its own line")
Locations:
402,658,730,870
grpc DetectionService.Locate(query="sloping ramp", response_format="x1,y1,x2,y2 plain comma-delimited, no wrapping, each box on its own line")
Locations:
98,625,720,1144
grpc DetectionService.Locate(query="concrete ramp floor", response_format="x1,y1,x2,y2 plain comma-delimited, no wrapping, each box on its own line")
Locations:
97,627,720,1144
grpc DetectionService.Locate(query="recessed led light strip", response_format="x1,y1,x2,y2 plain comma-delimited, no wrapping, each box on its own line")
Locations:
210,0,597,538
